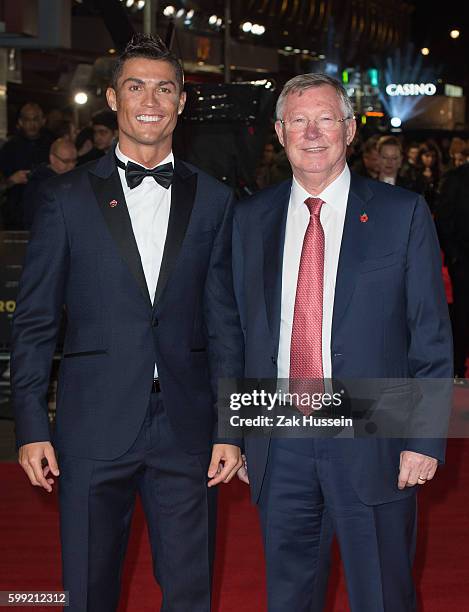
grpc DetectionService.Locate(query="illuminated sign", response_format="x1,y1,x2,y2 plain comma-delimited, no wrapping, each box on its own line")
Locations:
385,83,437,96
444,84,463,98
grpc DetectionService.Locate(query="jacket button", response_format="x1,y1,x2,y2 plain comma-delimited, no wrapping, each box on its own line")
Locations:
152,318,159,327
271,356,277,365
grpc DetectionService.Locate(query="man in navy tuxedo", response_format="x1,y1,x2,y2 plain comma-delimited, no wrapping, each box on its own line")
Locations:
11,35,243,611
233,74,452,611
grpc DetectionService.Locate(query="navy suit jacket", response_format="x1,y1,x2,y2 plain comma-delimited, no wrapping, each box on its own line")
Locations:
11,148,244,459
233,172,453,504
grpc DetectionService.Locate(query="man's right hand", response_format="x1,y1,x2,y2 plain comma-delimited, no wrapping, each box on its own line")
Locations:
7,169,29,186
19,442,59,493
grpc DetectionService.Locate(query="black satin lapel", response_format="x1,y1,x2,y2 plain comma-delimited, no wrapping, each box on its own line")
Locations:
263,182,291,345
332,185,374,336
154,169,197,305
88,169,151,307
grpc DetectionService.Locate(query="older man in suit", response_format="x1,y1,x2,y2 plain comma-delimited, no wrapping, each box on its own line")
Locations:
233,74,452,611
11,34,243,612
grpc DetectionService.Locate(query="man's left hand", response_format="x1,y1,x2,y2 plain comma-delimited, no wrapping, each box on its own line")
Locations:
398,451,438,489
207,444,243,487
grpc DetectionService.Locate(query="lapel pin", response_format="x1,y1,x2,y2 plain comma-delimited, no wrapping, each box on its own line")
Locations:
109,199,118,208
360,212,368,223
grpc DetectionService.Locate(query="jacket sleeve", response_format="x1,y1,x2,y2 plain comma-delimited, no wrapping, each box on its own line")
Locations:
404,195,453,462
11,184,69,447
204,190,244,446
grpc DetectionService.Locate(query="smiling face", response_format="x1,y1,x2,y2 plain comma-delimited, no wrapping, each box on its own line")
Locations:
275,84,356,192
106,57,186,164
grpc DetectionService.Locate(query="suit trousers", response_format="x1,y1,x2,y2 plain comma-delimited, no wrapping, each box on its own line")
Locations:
258,437,417,612
58,392,216,612
448,259,469,377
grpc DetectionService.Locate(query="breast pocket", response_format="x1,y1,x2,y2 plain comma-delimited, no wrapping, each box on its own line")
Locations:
359,253,402,274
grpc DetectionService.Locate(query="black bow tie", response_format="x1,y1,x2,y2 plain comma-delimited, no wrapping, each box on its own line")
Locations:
116,157,173,190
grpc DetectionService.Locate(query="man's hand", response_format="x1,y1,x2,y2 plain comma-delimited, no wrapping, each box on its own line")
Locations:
19,442,60,493
237,454,249,485
398,450,438,490
207,444,242,487
7,169,29,186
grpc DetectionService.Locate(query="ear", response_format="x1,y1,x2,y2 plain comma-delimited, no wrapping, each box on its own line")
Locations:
178,91,187,115
346,117,357,146
274,120,285,147
106,87,117,112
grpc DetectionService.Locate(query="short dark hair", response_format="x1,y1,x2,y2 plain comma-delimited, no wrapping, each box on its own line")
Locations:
111,33,184,92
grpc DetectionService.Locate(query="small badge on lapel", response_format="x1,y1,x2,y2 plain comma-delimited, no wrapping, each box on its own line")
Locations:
360,212,368,223
109,199,118,208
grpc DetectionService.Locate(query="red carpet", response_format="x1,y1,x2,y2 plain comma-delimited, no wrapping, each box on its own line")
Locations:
2,438,469,611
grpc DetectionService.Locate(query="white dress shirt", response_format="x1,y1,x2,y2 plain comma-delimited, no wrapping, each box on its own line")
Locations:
277,164,351,380
115,143,173,377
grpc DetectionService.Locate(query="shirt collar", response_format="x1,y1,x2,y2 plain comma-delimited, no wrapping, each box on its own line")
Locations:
291,164,351,213
115,143,174,169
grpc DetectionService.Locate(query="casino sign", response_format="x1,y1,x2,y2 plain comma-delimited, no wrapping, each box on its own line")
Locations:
385,83,437,96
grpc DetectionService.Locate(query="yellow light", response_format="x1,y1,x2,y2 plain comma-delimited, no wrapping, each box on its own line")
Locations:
421,47,430,56
450,30,460,39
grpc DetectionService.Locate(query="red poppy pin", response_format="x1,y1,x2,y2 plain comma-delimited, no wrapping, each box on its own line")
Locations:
109,199,118,208
360,212,368,223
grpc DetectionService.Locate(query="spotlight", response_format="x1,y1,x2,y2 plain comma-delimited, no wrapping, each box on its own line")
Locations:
284,46,293,51
251,24,265,35
241,21,252,33
163,5,175,16
216,17,222,27
186,9,194,19
137,0,145,8
421,47,430,55
209,14,218,25
450,29,460,39
125,0,134,7
74,92,88,105
176,8,185,18
390,116,402,128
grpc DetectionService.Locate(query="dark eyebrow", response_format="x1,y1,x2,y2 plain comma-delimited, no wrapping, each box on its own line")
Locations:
157,80,177,89
121,77,145,86
120,77,177,89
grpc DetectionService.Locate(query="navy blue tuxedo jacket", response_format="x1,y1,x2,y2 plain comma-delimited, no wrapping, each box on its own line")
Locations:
233,172,453,504
11,148,244,459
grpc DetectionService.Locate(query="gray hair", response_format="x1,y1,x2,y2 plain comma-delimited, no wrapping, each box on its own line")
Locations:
276,73,354,121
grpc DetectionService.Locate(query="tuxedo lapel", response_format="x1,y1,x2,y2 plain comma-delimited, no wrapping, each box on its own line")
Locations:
332,173,374,336
263,181,291,346
154,159,197,306
88,151,151,307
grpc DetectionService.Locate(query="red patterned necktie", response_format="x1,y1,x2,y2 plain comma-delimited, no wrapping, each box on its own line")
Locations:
290,197,325,414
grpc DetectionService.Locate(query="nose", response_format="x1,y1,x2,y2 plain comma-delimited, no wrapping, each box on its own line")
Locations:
304,119,321,138
142,88,156,107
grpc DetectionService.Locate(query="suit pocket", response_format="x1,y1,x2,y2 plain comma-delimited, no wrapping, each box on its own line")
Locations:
359,254,401,274
63,350,107,358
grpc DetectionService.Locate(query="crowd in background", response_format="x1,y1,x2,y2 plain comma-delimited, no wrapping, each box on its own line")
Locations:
0,102,117,230
0,100,468,380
